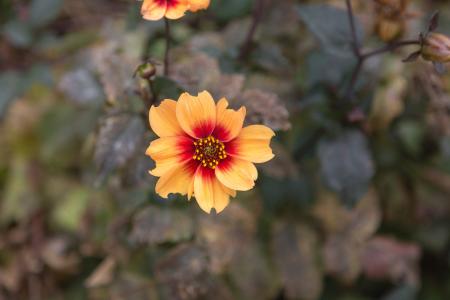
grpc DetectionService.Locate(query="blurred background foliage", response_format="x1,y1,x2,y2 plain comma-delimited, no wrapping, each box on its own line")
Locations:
1,0,450,299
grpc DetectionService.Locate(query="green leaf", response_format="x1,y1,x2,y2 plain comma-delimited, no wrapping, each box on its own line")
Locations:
29,0,64,27
52,188,89,231
318,130,374,206
297,4,364,58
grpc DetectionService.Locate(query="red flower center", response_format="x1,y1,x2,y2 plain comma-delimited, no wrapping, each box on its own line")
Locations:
193,136,227,169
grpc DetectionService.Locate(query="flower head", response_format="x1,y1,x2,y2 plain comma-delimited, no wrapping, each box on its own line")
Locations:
141,0,210,21
146,91,275,213
421,32,450,63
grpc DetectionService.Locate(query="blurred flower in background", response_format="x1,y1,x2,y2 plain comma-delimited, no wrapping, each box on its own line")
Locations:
141,0,210,20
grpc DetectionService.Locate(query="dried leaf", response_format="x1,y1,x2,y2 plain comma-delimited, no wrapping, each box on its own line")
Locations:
155,244,226,300
209,74,245,102
323,190,381,283
228,243,278,300
94,114,145,184
196,203,256,273
85,257,117,288
90,42,138,104
236,89,291,131
41,237,80,274
272,222,322,300
368,77,407,131
129,206,194,246
108,273,158,300
362,236,421,286
170,53,221,95
58,68,104,106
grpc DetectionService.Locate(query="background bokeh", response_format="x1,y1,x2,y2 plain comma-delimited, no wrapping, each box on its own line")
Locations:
1,0,450,299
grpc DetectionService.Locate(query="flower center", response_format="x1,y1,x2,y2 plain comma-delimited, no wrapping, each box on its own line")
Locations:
193,136,227,169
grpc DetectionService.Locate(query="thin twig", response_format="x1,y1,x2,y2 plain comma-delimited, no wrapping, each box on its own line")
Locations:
345,0,360,57
164,18,171,76
239,0,266,60
346,59,364,99
361,40,420,59
344,0,420,99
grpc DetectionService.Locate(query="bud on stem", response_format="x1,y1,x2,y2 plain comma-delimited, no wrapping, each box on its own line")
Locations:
421,32,450,63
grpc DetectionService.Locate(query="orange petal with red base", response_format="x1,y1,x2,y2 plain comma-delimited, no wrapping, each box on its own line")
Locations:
215,157,257,191
228,125,275,163
149,99,184,137
194,167,232,213
213,98,246,142
176,91,216,139
141,0,167,21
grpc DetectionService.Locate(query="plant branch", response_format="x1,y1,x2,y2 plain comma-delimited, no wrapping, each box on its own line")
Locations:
345,0,360,57
164,18,171,76
361,40,420,59
344,0,420,99
239,0,266,60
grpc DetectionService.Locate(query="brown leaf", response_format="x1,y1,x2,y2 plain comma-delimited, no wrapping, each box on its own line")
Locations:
322,189,381,283
85,256,117,288
368,77,407,131
272,221,322,300
170,52,221,95
155,244,231,300
94,114,145,183
41,237,80,274
129,206,194,246
236,89,291,131
228,241,278,300
196,203,257,273
90,42,138,105
362,236,421,286
107,273,158,300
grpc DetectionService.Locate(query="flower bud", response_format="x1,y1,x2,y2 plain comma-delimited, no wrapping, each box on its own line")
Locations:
135,62,157,80
421,33,450,63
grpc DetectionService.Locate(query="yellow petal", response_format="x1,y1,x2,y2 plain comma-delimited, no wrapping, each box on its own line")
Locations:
215,157,257,191
141,0,167,21
165,0,189,19
189,0,210,12
176,91,216,139
146,136,194,176
155,160,197,198
228,125,275,163
193,167,232,213
149,99,184,137
213,98,246,142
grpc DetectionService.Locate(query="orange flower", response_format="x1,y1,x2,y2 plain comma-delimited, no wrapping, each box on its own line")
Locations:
141,0,210,21
145,91,275,213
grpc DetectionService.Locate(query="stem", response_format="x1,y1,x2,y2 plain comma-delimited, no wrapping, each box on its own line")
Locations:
164,18,171,76
148,79,157,102
345,0,360,57
346,58,364,100
344,0,420,99
239,0,266,60
361,40,420,59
